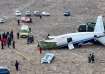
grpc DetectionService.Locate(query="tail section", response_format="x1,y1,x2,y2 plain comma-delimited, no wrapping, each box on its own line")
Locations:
94,15,105,45
94,16,104,32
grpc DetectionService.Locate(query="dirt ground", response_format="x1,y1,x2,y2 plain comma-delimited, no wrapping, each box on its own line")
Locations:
0,0,105,74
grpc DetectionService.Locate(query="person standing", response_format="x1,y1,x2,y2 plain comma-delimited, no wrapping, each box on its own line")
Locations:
27,36,30,44
6,32,9,37
39,15,42,19
46,34,50,39
17,19,20,25
1,39,4,49
7,36,11,48
91,53,95,63
17,32,19,39
15,60,19,71
37,43,42,54
12,40,15,49
29,27,31,32
88,54,92,63
0,34,1,41
10,30,14,41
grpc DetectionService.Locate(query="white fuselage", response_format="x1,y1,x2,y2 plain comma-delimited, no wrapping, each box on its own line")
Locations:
45,32,105,46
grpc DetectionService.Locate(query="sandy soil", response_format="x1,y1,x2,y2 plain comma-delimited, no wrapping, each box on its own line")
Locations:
0,0,105,74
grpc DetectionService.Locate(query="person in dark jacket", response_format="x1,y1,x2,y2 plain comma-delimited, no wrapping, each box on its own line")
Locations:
10,30,14,41
15,60,19,71
17,32,19,39
46,33,50,39
88,54,92,63
27,36,30,44
12,40,15,49
39,15,42,19
91,53,95,63
7,36,11,48
6,32,9,37
17,19,20,25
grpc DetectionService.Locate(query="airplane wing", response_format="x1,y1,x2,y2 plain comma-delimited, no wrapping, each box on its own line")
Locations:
48,36,57,39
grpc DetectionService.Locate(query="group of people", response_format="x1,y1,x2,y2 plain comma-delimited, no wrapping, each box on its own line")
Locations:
88,52,95,63
0,31,15,49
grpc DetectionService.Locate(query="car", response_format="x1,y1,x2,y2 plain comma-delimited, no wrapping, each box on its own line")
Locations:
0,66,10,74
25,10,31,16
20,16,32,23
0,16,7,23
64,9,71,16
41,53,55,64
41,11,50,16
19,25,31,38
33,11,41,16
15,10,22,16
0,18,5,23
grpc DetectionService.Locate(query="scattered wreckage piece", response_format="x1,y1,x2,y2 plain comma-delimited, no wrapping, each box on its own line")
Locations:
41,53,55,64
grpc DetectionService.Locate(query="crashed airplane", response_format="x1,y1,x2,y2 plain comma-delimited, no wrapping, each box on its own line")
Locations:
39,16,105,49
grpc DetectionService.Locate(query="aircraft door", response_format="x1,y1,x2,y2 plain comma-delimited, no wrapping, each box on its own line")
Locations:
67,37,72,43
